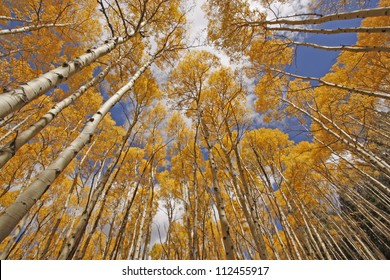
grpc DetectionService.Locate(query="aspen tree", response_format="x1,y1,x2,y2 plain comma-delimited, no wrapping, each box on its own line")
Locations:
0,61,117,169
168,50,237,259
0,0,178,119
0,55,153,242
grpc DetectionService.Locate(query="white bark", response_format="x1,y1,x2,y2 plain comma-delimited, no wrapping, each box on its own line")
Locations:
0,16,32,23
283,98,390,177
314,136,389,197
0,23,73,36
268,26,390,34
0,49,23,58
308,104,390,175
272,69,390,100
289,41,390,53
0,62,115,169
0,58,153,242
0,36,130,120
200,119,236,260
265,7,390,25
0,113,33,143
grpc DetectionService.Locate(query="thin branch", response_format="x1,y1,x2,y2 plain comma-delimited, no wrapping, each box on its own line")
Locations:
271,68,390,100
268,26,390,34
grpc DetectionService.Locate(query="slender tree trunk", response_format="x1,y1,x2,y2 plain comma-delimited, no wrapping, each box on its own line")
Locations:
200,119,235,259
0,23,73,36
0,16,32,22
272,69,389,100
0,113,33,143
267,26,390,34
39,174,78,259
0,27,145,119
265,7,390,25
288,41,390,53
0,61,115,169
218,143,268,259
0,59,153,243
58,115,142,260
283,98,390,178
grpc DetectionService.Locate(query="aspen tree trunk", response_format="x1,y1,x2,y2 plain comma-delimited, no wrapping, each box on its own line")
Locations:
0,202,44,259
126,209,141,259
200,119,235,260
132,196,148,260
0,25,145,120
265,7,390,25
54,210,78,258
102,202,121,259
0,165,37,259
220,115,269,259
243,162,294,259
275,173,326,259
0,59,153,243
0,23,73,35
0,113,33,143
232,147,269,258
191,179,199,260
0,62,115,169
112,183,143,259
142,211,154,260
314,136,389,198
272,69,390,100
342,189,389,237
183,180,194,259
249,148,304,259
74,182,111,260
39,174,78,259
219,143,267,259
191,123,201,259
129,188,149,260
0,16,32,22
288,41,390,53
267,26,390,34
315,180,382,259
142,163,157,260
0,215,29,259
278,171,332,259
250,181,283,259
245,163,293,259
283,99,390,178
57,176,106,259
309,104,390,176
55,147,109,260
112,146,163,259
225,182,261,259
58,117,142,260
307,166,387,259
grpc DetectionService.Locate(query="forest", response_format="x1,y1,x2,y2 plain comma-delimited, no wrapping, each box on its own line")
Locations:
0,0,389,260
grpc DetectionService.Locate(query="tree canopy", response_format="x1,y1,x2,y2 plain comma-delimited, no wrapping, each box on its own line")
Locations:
0,0,389,260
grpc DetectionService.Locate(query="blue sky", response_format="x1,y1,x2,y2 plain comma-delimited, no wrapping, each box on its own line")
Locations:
260,1,378,143
2,0,376,143
278,18,362,143
174,0,380,143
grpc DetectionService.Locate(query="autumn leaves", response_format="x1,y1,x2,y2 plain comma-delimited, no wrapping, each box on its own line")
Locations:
0,0,389,259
